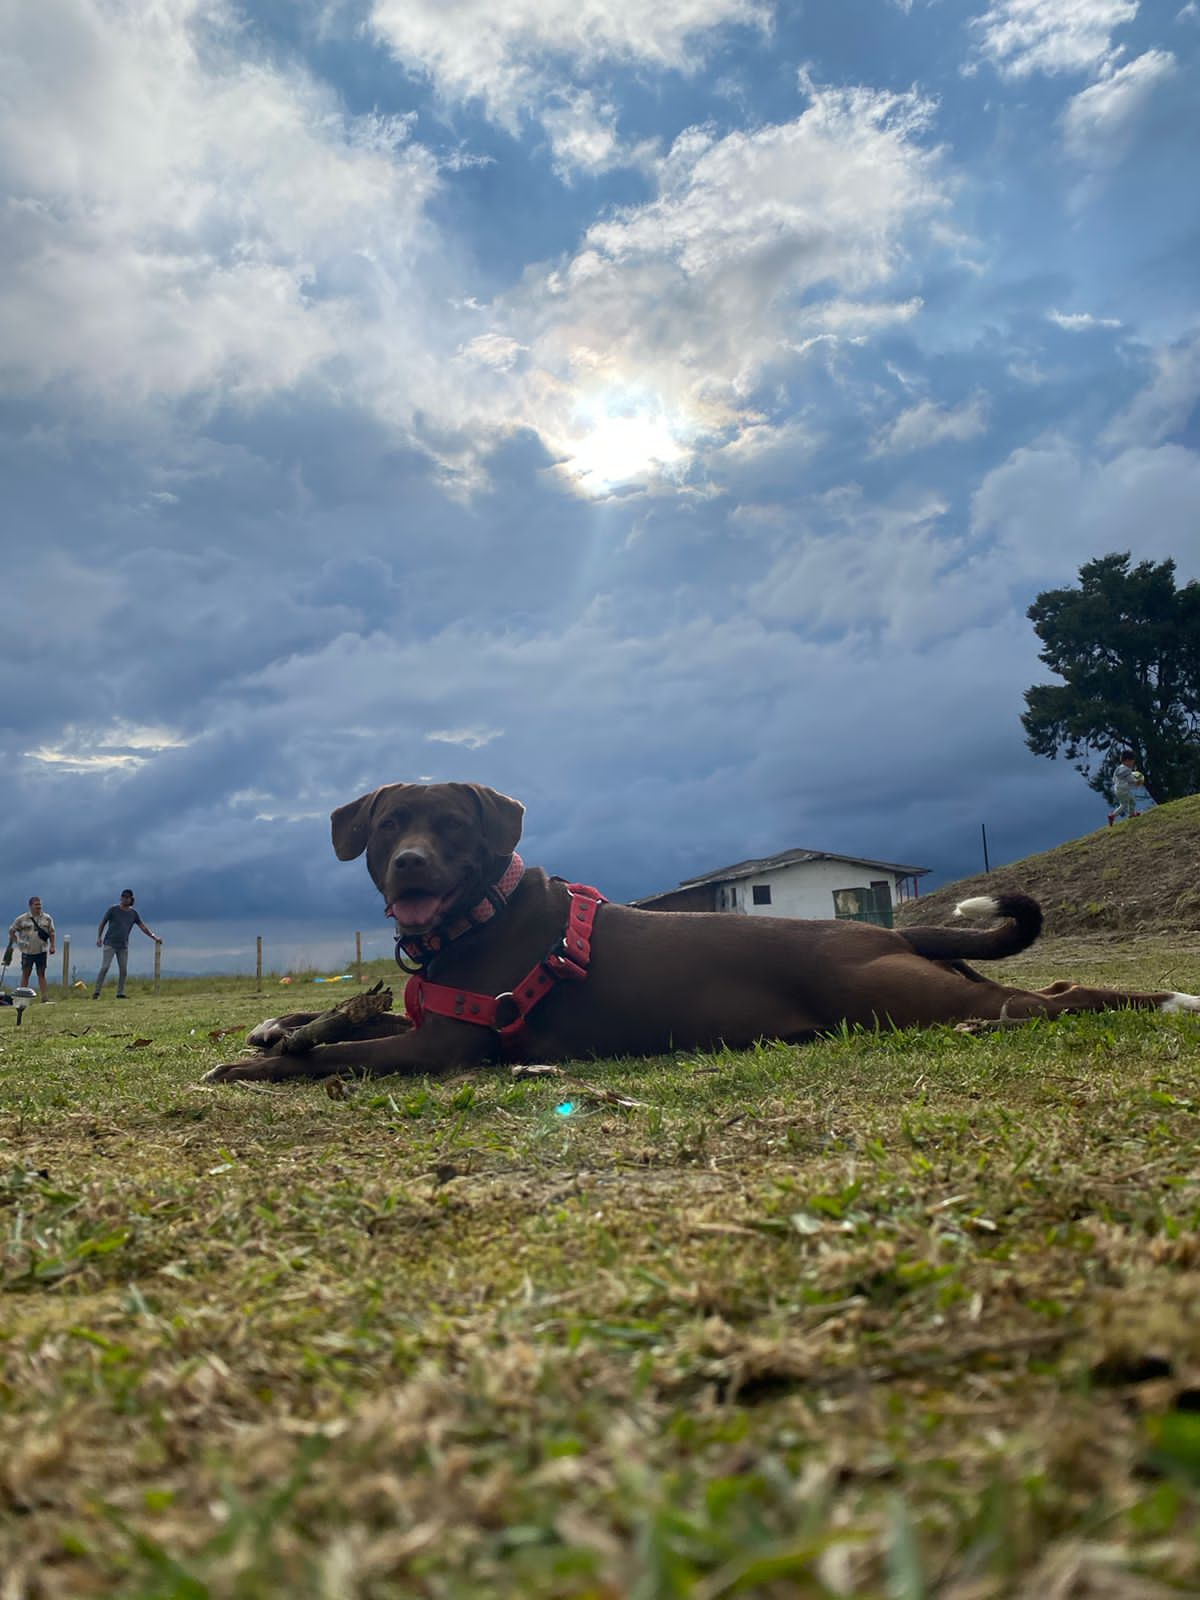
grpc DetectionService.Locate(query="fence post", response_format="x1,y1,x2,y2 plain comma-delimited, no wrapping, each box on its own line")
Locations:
256,936,263,993
62,936,70,993
355,931,363,981
153,941,161,994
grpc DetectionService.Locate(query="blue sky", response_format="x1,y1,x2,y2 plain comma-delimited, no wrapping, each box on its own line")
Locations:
2,0,1198,963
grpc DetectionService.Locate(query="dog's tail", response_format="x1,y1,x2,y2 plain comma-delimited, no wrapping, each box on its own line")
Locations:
899,892,1043,962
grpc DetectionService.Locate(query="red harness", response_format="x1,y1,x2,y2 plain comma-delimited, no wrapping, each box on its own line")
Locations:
403,883,606,1051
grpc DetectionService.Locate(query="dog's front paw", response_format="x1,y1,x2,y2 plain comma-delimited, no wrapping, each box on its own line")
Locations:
246,1017,286,1049
246,1010,320,1048
203,1052,284,1083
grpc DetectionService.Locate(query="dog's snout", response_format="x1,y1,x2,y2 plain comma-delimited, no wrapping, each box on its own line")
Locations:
391,848,429,875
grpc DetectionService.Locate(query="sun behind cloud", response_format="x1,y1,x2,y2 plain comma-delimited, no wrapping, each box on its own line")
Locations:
561,386,695,493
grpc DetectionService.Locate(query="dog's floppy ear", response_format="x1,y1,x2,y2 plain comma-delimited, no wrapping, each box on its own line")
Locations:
330,789,383,861
462,784,525,858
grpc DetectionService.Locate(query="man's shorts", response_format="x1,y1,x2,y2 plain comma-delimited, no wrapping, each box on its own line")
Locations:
22,951,47,974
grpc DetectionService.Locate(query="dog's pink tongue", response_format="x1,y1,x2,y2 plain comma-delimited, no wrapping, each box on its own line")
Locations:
386,894,444,930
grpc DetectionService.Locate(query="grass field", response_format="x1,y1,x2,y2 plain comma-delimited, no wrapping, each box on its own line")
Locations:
3,939,1200,1598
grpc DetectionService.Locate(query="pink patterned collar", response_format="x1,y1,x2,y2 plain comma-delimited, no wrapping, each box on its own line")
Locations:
393,853,525,969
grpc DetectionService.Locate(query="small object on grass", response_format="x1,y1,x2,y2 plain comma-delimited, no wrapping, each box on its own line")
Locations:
207,1025,246,1042
953,1016,1034,1034
554,1101,575,1117
13,987,36,1025
125,1038,153,1050
509,1063,649,1108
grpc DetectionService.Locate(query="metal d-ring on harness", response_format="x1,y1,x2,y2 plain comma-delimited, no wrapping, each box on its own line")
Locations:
402,883,605,1052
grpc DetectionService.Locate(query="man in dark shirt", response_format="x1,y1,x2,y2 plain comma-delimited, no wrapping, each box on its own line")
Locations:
93,889,161,999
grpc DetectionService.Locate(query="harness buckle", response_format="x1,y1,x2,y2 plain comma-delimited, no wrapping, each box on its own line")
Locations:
394,938,428,974
543,940,587,982
493,992,522,1033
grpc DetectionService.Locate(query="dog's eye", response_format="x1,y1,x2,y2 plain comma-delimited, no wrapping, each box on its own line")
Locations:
377,813,404,832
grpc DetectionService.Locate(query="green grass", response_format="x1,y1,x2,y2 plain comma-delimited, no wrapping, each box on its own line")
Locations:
3,939,1200,1597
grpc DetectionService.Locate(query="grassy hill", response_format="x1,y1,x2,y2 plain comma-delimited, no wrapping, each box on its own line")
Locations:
898,792,1200,935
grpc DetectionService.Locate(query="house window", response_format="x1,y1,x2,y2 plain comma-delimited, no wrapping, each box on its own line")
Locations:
752,884,772,906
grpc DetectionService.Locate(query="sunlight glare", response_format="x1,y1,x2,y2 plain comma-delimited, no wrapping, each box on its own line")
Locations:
563,390,692,494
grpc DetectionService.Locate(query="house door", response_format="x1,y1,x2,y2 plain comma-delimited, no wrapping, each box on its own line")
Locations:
832,881,894,928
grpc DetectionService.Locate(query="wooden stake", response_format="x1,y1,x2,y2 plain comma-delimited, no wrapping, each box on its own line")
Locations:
62,935,70,992
256,935,263,993
153,941,161,994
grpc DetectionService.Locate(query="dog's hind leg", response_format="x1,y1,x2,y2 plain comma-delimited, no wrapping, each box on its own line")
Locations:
1037,985,1200,1017
981,984,1200,1021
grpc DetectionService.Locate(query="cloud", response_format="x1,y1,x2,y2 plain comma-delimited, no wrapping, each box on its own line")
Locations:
970,436,1200,586
1046,308,1123,330
0,4,956,500
496,82,951,490
24,723,192,773
1061,48,1179,163
971,0,1138,79
1102,329,1200,447
459,334,528,371
425,727,504,749
0,0,442,407
4,0,1197,942
538,88,659,179
366,0,769,171
871,394,989,455
744,488,973,643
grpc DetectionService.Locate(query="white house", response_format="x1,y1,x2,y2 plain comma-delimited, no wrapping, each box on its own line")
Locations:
630,848,929,928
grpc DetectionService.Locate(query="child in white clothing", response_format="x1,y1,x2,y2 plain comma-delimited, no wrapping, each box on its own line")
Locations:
1107,751,1144,826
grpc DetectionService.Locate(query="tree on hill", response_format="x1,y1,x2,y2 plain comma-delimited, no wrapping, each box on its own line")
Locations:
1022,553,1200,803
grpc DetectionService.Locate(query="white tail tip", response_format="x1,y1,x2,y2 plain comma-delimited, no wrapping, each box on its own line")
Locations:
1160,992,1200,1015
955,895,1000,920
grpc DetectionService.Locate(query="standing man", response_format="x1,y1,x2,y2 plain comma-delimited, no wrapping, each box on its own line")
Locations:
93,890,161,999
6,896,56,1000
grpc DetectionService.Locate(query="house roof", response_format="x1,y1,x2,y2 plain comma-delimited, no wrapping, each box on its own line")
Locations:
632,847,930,904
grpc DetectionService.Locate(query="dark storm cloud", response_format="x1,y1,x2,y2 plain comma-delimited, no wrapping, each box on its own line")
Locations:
1,0,1197,957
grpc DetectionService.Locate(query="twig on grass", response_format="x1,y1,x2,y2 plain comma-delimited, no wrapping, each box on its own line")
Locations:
510,1062,651,1108
954,1016,1039,1034
277,982,395,1054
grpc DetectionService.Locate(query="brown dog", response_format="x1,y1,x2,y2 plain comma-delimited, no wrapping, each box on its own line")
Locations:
206,782,1200,1082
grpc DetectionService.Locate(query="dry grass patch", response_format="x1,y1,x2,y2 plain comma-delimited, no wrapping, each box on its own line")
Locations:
898,793,1200,936
1,939,1200,1596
